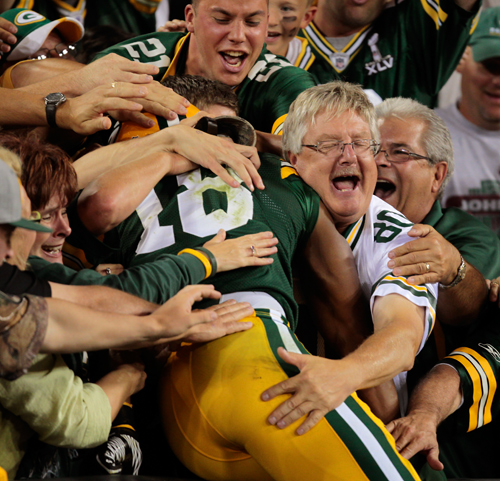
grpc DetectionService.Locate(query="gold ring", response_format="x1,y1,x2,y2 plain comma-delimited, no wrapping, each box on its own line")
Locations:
111,82,116,88
492,281,499,287
250,245,256,256
425,263,430,273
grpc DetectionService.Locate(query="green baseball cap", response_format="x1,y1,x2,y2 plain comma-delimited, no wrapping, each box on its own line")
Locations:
0,160,52,233
470,7,500,62
0,8,83,66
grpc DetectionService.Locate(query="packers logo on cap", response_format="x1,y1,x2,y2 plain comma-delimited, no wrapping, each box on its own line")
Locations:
15,10,45,26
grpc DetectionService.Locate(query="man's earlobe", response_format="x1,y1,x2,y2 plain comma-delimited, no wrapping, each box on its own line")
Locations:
288,152,298,166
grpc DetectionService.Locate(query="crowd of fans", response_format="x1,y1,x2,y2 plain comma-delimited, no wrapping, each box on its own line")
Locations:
0,0,499,480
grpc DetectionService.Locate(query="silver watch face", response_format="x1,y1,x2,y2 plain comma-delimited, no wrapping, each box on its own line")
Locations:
45,92,66,104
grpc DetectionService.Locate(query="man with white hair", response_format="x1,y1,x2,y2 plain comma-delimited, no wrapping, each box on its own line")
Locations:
374,97,500,479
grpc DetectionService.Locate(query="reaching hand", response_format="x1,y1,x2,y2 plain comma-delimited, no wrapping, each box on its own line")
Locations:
180,299,254,343
261,348,355,435
152,285,222,338
203,229,278,273
387,224,461,285
110,81,190,123
386,411,443,471
59,82,149,135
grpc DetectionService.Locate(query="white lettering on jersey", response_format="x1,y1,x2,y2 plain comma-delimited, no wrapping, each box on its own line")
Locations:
123,39,171,67
135,169,253,255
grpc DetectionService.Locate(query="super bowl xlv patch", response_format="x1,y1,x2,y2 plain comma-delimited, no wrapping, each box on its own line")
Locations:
329,52,350,72
364,33,394,76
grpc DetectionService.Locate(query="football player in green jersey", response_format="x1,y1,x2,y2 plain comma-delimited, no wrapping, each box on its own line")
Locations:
68,77,423,480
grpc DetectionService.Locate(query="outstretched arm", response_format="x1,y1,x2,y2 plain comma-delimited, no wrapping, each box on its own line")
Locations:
261,293,424,434
42,285,252,353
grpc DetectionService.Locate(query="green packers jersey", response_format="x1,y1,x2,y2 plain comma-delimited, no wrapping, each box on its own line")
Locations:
70,155,320,329
14,0,163,34
94,32,316,134
298,0,479,107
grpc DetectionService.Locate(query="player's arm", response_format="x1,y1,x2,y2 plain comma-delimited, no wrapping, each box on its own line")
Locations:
255,131,283,156
388,224,488,326
300,203,372,355
261,293,425,434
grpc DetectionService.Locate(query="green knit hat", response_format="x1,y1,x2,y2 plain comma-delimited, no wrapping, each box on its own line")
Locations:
0,8,83,66
470,7,500,62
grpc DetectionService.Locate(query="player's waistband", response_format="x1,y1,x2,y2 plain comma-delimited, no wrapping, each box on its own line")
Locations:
220,291,286,321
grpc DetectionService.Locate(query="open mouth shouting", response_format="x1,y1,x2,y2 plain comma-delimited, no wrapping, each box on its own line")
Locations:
374,178,396,200
331,171,361,193
220,50,248,72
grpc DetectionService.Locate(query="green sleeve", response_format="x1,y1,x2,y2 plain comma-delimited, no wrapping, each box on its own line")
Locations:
92,31,185,82
238,58,316,134
439,312,500,434
400,0,480,99
29,251,207,304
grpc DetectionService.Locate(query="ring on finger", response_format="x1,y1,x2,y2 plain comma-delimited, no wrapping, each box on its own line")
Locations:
425,263,430,273
250,245,256,256
492,281,499,287
111,82,116,88
105,267,112,275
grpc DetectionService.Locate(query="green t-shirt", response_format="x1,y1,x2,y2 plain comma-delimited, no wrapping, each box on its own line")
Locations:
94,32,316,134
298,0,479,107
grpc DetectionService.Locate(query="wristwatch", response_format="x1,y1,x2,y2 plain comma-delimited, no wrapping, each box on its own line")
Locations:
44,92,67,128
439,254,466,290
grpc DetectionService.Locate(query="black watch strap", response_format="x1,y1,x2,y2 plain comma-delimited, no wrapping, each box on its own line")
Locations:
44,93,66,128
46,103,58,128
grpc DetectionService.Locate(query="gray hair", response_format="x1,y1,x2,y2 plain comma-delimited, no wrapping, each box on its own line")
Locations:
375,97,454,198
282,81,379,162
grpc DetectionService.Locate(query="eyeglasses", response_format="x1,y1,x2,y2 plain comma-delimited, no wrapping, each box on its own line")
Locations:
376,147,433,164
29,43,76,60
29,211,41,223
301,139,380,156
